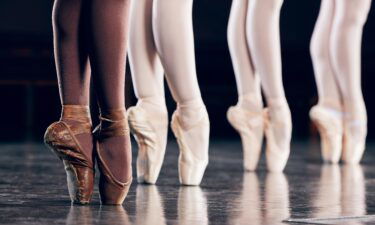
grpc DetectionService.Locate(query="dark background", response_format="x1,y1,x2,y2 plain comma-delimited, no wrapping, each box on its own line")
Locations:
0,0,375,142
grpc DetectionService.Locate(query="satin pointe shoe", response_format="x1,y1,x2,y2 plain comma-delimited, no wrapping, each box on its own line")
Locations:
171,109,210,186
310,105,343,164
44,105,94,204
227,105,264,171
128,106,168,184
264,106,292,172
94,109,132,205
341,119,367,164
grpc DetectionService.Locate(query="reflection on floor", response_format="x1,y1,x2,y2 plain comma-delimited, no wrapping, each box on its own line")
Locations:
1,141,375,224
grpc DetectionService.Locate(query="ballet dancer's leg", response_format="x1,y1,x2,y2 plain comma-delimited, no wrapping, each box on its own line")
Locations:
309,0,343,163
330,0,371,163
44,0,94,204
52,0,93,160
247,0,291,172
88,0,132,183
128,0,168,184
227,0,264,171
153,0,209,185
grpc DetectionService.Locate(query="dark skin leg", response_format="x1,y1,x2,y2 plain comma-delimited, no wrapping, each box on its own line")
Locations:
53,0,132,182
88,0,132,182
52,0,93,162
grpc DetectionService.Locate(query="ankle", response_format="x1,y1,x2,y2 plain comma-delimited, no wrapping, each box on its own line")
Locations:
100,108,127,121
238,93,263,112
176,99,208,126
137,97,168,117
318,98,343,112
343,101,367,121
60,105,91,124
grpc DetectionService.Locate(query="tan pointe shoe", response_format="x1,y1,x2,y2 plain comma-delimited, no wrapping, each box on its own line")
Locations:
44,105,94,204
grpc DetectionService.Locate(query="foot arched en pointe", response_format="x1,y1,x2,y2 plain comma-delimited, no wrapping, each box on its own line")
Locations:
128,101,168,184
264,101,292,172
227,105,264,171
94,108,132,205
310,104,344,164
171,101,210,186
44,105,94,204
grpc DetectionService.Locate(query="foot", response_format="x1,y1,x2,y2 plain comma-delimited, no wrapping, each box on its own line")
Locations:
341,101,367,164
128,102,168,184
94,108,132,205
171,101,210,185
342,119,367,164
227,105,264,171
44,105,94,204
310,105,343,164
264,104,292,172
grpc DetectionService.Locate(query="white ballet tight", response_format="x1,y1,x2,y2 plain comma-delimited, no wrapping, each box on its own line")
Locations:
128,0,209,180
129,0,205,118
228,0,291,172
310,0,371,120
228,0,288,110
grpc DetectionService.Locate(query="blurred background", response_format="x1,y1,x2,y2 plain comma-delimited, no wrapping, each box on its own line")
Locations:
0,0,375,142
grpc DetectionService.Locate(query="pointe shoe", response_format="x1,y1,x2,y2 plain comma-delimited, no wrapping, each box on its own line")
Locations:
44,105,94,204
128,106,168,184
341,119,367,164
171,110,210,186
264,106,292,172
310,106,343,164
94,109,132,205
227,106,264,171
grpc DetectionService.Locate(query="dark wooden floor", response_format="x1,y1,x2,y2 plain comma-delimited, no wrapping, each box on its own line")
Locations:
1,140,375,224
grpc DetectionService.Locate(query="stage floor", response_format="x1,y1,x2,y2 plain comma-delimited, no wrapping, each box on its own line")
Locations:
1,140,375,225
